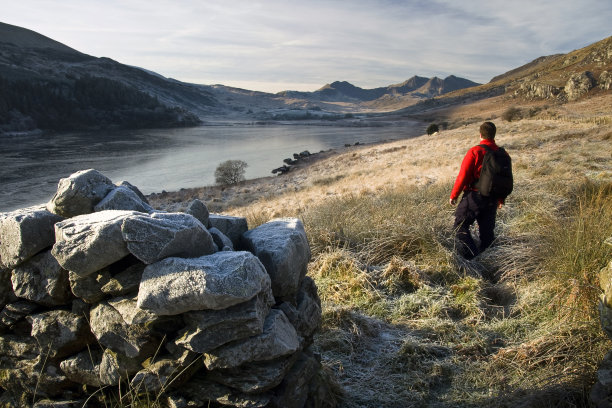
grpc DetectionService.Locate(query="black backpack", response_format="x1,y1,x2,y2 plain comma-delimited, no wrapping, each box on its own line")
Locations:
474,144,513,199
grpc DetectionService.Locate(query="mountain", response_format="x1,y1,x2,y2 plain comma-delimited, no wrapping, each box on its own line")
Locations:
0,22,217,134
277,75,480,103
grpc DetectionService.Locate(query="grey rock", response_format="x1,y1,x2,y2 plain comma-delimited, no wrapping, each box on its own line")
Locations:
94,185,154,213
11,250,72,306
0,356,73,398
68,269,111,304
117,180,150,204
207,353,299,393
186,199,209,227
100,262,145,297
181,373,271,408
0,334,39,359
52,210,137,277
0,301,38,329
121,212,216,264
99,348,142,386
599,71,612,90
294,276,322,339
209,214,248,247
59,349,103,387
203,309,301,370
176,286,274,353
130,355,202,394
27,310,94,359
46,169,116,217
242,218,311,300
89,301,160,359
269,351,321,408
137,251,271,315
209,227,234,251
0,268,17,309
564,71,596,101
0,205,63,269
107,295,157,325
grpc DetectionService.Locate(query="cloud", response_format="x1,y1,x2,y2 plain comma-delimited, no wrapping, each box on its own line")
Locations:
1,0,610,92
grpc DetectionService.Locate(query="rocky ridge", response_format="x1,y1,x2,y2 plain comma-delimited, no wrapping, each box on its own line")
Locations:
0,169,337,407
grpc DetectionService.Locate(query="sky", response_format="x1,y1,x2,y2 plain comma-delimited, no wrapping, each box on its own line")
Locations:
2,0,611,93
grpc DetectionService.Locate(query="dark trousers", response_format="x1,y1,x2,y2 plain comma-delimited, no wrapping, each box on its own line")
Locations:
453,190,498,259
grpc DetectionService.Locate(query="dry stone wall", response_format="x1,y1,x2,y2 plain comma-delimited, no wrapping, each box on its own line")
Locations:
591,237,612,407
0,169,336,408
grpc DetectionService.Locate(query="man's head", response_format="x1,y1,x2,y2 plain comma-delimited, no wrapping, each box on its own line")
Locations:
479,121,496,140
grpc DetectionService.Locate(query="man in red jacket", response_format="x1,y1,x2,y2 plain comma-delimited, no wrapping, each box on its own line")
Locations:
450,121,505,260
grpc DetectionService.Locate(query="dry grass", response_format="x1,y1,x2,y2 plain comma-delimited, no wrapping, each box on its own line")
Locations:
151,97,612,407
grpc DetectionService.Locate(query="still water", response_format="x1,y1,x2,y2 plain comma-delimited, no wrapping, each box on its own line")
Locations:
0,122,422,212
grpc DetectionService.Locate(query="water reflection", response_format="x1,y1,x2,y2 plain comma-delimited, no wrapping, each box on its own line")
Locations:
0,123,422,211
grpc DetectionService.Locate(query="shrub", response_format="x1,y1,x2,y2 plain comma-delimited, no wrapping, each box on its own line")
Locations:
502,106,522,122
426,123,439,135
214,160,248,185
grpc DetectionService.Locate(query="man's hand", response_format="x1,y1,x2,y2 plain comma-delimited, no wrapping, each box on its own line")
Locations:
450,198,457,206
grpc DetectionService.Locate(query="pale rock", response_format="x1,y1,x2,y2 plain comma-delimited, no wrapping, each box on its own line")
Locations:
185,199,209,227
0,205,63,269
137,251,270,315
11,250,72,307
59,349,103,388
209,227,234,251
94,185,154,213
46,169,115,217
203,309,301,370
99,348,142,386
27,310,94,359
242,218,311,300
175,286,274,353
564,71,596,101
107,295,157,325
89,301,160,359
52,210,137,277
208,214,248,247
121,212,216,264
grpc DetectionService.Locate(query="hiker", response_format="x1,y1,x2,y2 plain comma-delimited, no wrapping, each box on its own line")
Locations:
449,121,513,259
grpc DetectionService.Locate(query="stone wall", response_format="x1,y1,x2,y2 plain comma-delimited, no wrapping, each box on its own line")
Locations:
0,169,337,407
591,236,612,407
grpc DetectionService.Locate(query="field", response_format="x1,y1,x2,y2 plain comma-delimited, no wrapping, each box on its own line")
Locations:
150,93,612,407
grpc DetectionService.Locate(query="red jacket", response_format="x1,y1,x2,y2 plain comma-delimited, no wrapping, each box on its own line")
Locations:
450,139,503,203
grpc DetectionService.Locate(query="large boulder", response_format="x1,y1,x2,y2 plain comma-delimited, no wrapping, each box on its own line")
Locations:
11,250,72,307
51,210,137,277
94,185,154,213
175,286,274,353
242,218,311,300
203,309,301,370
209,214,248,248
121,212,216,264
46,169,115,217
0,206,63,269
27,310,94,359
137,251,271,315
564,71,596,101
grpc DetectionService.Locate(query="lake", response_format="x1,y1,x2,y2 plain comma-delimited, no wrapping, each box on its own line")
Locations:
0,122,422,212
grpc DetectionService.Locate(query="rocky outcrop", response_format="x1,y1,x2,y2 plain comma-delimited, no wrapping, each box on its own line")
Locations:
0,169,335,407
591,237,612,407
564,71,596,101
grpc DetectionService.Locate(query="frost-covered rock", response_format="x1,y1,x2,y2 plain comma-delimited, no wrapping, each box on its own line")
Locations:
209,227,234,251
94,185,154,213
11,250,71,307
0,205,63,269
52,210,137,277
242,218,311,300
185,199,209,227
121,212,216,264
175,287,274,353
47,169,115,217
203,309,301,370
137,251,271,315
209,214,248,247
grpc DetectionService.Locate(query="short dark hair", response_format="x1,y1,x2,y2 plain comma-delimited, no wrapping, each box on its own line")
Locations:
480,122,496,140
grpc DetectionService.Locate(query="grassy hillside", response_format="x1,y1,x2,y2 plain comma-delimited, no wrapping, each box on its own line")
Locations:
151,95,612,407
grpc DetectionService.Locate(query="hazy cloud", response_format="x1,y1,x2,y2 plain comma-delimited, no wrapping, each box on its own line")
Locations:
1,0,610,92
